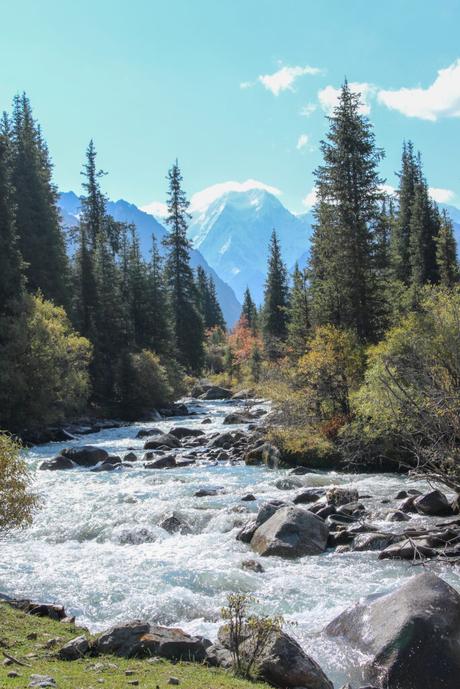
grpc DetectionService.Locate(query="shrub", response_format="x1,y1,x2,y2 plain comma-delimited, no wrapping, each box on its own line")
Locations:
0,294,92,430
0,434,40,534
119,349,175,419
221,593,283,680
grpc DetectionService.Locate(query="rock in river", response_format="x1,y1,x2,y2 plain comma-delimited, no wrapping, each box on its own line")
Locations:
61,445,109,467
325,572,460,689
413,489,453,516
144,433,181,450
251,505,329,558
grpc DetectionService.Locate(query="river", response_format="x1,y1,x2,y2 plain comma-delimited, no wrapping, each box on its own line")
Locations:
1,397,459,687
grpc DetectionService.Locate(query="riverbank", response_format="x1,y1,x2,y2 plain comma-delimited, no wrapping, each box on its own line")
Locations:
0,601,267,689
2,392,460,687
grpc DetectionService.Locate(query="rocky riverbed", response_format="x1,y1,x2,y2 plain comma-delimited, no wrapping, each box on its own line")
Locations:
1,392,460,688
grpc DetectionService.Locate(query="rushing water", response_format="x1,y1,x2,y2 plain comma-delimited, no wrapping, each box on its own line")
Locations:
1,398,459,687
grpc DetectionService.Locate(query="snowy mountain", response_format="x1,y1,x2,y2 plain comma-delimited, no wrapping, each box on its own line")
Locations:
58,192,242,327
187,188,313,303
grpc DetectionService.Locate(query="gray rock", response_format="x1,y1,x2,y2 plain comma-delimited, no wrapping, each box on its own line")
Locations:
58,635,90,660
379,538,437,560
241,559,265,573
61,445,109,467
241,493,256,501
255,500,287,526
124,452,138,462
144,454,176,469
352,532,400,552
293,488,326,504
29,676,56,688
223,413,252,425
159,515,191,535
39,455,75,471
385,510,410,522
326,487,359,507
251,505,329,558
414,489,453,516
199,386,232,400
231,389,254,400
326,572,460,689
274,477,303,490
144,434,181,450
236,521,258,543
136,427,162,438
244,442,280,467
205,642,233,669
169,427,205,439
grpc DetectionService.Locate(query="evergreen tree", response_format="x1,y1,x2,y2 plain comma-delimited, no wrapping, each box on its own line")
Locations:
262,229,289,357
308,81,384,341
241,287,258,332
9,94,69,306
146,234,174,355
287,263,310,358
162,161,204,372
436,210,459,287
196,266,225,329
0,126,28,429
390,141,417,282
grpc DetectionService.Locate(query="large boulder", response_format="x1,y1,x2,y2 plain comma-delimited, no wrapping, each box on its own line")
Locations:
144,454,176,469
39,455,75,471
169,427,205,439
61,446,108,467
413,489,453,516
199,385,232,400
136,427,162,438
144,433,180,450
223,413,252,425
58,635,90,660
325,572,460,689
95,620,210,661
217,626,332,689
251,505,329,558
244,442,280,468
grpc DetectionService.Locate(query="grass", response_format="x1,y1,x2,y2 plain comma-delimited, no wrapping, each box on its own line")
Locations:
0,603,267,689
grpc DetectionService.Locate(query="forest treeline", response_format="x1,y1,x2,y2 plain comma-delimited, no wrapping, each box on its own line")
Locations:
1,84,460,492
0,94,224,431
204,82,460,489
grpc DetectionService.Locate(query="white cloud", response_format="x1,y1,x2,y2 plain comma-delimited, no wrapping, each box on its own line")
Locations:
190,179,282,213
296,134,309,150
318,82,375,115
300,103,317,117
140,200,168,218
302,188,317,209
259,64,321,96
377,59,460,121
428,187,456,204
239,81,254,90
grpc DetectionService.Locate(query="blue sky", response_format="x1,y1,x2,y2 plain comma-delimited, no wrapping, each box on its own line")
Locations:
1,0,460,213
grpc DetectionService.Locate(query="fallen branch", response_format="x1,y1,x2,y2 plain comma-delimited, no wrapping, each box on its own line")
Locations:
2,650,32,667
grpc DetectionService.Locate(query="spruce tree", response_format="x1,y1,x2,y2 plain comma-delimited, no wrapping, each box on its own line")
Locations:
390,141,417,282
146,234,174,355
196,266,225,329
162,161,204,372
9,94,69,306
308,81,384,341
241,287,258,332
287,263,310,358
436,210,459,287
262,229,289,356
0,126,28,429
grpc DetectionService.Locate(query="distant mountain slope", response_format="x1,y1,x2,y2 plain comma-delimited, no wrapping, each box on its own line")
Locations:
58,192,241,327
188,188,313,303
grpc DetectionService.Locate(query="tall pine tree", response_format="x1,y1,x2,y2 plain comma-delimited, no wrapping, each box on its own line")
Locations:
287,263,310,358
436,210,459,287
262,229,288,356
240,287,258,332
10,93,69,306
309,80,384,341
162,161,204,372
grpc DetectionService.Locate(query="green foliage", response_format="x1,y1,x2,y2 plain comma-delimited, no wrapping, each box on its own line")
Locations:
308,81,384,342
241,287,258,333
9,94,69,307
297,325,365,419
163,161,204,372
196,266,226,329
221,593,283,680
0,602,268,689
349,287,460,490
262,230,289,357
119,349,175,419
0,434,40,534
286,263,310,359
436,210,459,288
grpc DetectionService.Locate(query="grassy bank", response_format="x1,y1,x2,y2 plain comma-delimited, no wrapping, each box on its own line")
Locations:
0,603,267,689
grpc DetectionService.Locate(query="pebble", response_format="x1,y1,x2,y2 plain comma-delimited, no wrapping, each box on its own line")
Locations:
168,679,180,686
3,658,13,666
125,670,135,676
127,682,139,687
27,632,38,640
7,671,21,678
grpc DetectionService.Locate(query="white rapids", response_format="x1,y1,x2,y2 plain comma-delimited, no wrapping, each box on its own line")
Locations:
1,398,459,687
